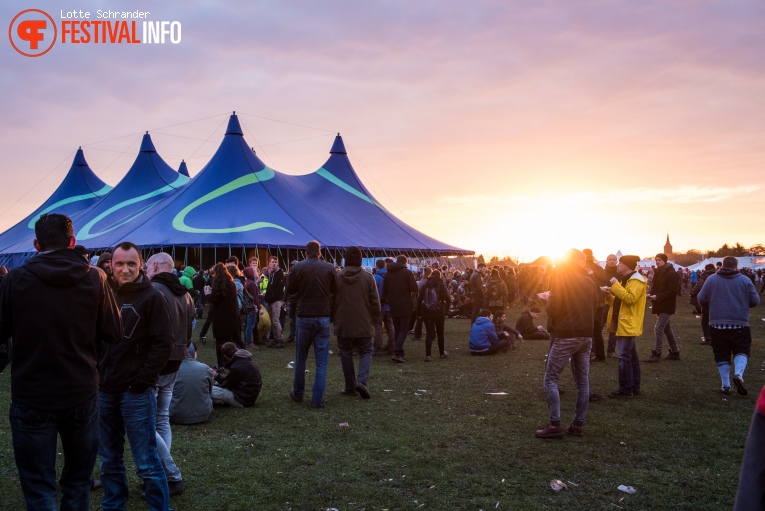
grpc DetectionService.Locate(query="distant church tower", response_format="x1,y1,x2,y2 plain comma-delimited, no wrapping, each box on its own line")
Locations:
664,234,673,259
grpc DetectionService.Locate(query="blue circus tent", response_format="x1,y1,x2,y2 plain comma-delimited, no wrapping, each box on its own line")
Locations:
0,148,111,267
69,132,190,249
112,114,470,258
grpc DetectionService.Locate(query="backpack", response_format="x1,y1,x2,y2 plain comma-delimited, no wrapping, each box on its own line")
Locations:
487,280,500,301
422,286,441,312
240,288,255,315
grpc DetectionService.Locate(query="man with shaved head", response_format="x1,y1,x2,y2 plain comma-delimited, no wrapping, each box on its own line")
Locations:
535,249,599,439
145,252,195,495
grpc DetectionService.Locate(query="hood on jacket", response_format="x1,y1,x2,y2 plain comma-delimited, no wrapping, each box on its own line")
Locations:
151,271,189,296
116,272,154,295
474,316,492,326
716,268,741,279
340,266,365,283
182,266,196,278
386,262,407,273
25,249,90,287
243,266,257,281
227,349,253,365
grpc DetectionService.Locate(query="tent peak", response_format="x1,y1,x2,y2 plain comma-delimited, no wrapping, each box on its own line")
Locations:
139,133,156,153
178,160,190,177
226,114,243,136
73,147,88,166
330,134,347,154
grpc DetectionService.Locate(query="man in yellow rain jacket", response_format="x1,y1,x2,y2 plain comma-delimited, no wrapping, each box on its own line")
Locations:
605,255,647,398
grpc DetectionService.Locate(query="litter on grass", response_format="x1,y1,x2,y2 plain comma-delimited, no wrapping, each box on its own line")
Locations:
417,389,429,393
550,479,568,491
484,392,508,396
338,422,349,428
384,389,393,392
286,362,294,369
617,485,636,494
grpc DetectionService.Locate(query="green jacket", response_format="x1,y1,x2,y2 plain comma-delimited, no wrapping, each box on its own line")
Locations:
607,272,647,337
179,266,195,290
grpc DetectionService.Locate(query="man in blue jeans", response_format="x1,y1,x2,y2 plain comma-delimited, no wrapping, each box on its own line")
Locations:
286,240,337,408
535,249,599,439
0,213,122,511
146,252,195,496
99,242,174,510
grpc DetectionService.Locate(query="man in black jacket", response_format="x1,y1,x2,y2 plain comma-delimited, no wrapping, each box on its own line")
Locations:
98,241,174,510
382,254,418,363
646,253,681,362
0,213,122,510
287,240,337,408
265,255,286,348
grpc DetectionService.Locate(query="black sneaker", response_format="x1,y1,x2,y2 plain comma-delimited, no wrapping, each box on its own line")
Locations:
355,382,371,399
289,390,303,403
732,375,747,396
340,388,358,396
168,480,185,496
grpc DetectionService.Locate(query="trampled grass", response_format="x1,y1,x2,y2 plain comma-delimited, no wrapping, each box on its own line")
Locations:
1,299,764,510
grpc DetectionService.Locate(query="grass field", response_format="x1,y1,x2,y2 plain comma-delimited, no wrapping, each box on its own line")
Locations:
1,298,764,510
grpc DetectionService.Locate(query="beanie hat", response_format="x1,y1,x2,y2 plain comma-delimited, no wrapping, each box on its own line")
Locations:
619,255,640,270
345,246,363,267
656,253,668,263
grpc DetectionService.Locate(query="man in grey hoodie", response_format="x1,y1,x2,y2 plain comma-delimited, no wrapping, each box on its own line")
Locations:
334,247,381,399
697,256,760,395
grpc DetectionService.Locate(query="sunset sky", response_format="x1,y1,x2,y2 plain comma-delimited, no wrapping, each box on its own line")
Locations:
2,1,763,262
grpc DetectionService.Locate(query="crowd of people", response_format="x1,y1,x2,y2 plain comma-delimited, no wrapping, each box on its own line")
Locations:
1,213,764,510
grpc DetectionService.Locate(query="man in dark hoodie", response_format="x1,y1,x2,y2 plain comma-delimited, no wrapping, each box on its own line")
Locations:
646,253,681,362
334,247,380,399
98,241,174,510
535,249,598,439
146,252,195,496
212,342,263,407
0,213,122,511
697,256,759,396
382,255,418,363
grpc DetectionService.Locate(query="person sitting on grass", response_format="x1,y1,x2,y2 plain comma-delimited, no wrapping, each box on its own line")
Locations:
211,342,262,408
469,309,508,355
515,306,551,340
493,311,522,349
